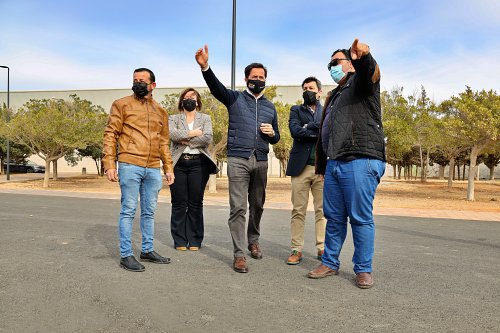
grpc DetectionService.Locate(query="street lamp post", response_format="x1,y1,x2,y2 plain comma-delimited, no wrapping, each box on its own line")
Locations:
231,0,236,90
0,65,10,180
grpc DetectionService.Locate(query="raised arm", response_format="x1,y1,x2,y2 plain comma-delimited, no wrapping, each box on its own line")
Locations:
350,38,380,94
195,44,239,108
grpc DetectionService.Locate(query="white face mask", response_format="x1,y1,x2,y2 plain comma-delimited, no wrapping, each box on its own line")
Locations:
329,65,346,84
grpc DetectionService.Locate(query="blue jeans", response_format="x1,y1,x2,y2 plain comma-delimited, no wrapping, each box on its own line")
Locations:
322,158,385,273
118,162,163,258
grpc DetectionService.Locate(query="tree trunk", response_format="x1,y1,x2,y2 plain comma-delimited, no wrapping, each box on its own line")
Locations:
279,160,286,178
475,164,480,180
43,159,51,188
467,145,480,201
423,150,429,182
52,160,58,180
94,159,100,175
456,164,460,180
100,160,105,176
397,165,402,180
462,163,466,181
438,165,445,179
419,145,424,182
490,166,495,180
448,158,455,188
392,164,396,179
208,174,217,193
218,161,224,177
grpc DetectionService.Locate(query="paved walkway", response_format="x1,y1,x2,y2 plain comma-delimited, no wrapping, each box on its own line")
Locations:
1,192,499,332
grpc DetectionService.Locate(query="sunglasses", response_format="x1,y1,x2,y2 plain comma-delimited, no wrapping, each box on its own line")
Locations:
327,58,349,70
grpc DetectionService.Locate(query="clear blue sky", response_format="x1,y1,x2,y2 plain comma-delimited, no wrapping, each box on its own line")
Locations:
1,0,499,102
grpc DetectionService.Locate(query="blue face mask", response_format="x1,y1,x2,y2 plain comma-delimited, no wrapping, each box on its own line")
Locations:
329,65,346,84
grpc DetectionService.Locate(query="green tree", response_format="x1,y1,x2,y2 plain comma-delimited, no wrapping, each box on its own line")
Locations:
272,100,293,177
76,144,105,176
409,86,440,182
0,103,32,174
441,87,500,200
381,87,414,179
482,147,500,180
3,95,107,187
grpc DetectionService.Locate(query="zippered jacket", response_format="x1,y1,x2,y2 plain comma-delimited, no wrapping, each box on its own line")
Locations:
103,95,174,173
202,67,280,161
316,52,385,175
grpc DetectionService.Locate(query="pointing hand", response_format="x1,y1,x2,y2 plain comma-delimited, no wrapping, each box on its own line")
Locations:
195,44,209,70
350,38,370,60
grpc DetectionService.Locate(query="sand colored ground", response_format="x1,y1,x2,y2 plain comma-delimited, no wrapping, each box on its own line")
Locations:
1,175,498,213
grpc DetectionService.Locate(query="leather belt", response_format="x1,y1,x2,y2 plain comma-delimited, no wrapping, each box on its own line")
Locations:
181,154,201,160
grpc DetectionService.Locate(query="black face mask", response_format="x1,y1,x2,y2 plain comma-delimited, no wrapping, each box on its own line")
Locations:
182,99,197,112
132,82,149,98
247,79,266,94
303,90,317,106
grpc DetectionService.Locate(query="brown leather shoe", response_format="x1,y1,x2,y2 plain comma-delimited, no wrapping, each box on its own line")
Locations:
233,256,248,273
356,272,374,289
248,243,262,259
317,249,324,260
287,250,302,265
307,263,338,279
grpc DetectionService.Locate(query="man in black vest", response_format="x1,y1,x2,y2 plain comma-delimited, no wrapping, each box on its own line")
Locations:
308,39,386,289
195,45,280,273
285,77,326,265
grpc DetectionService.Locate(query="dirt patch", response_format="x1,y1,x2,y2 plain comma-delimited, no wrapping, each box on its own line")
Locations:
1,175,499,212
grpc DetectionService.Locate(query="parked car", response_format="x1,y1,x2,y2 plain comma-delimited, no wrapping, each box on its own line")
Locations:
3,160,45,173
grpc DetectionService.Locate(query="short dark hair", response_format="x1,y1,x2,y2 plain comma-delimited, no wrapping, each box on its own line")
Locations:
244,63,267,78
302,76,322,90
178,88,202,112
134,68,156,83
331,49,351,60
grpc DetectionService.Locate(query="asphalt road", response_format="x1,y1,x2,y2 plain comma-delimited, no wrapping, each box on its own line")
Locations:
0,193,499,333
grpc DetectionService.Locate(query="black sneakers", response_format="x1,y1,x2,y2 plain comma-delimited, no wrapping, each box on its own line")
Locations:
119,256,145,272
139,251,171,264
120,251,171,272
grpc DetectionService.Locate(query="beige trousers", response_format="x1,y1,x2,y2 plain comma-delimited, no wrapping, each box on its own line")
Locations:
290,165,326,251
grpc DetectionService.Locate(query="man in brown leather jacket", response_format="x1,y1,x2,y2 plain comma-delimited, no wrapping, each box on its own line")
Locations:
103,68,175,272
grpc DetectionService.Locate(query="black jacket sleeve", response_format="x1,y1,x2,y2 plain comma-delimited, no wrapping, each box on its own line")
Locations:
351,51,380,95
201,67,239,108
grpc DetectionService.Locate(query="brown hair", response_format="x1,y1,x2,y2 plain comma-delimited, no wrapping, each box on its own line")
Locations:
244,63,267,78
177,88,202,112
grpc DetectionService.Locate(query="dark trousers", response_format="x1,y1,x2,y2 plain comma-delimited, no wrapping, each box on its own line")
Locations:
169,155,210,248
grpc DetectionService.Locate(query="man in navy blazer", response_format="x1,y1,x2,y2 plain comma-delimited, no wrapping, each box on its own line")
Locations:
285,77,326,265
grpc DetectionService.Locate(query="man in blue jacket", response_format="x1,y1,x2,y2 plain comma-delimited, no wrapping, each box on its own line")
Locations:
285,77,326,265
195,45,280,273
